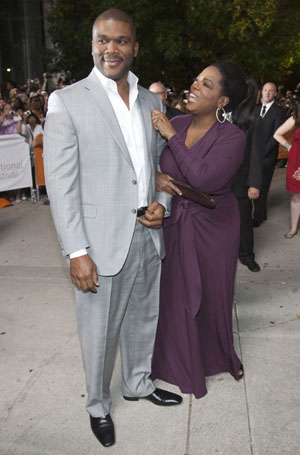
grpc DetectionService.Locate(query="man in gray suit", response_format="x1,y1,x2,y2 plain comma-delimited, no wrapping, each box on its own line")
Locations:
44,8,182,449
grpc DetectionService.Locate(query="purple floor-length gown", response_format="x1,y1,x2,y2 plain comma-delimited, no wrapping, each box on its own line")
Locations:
152,115,247,398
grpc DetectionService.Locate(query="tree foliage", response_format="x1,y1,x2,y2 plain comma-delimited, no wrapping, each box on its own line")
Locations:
46,0,300,90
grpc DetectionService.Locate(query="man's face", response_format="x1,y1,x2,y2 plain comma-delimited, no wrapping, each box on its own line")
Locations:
149,83,167,105
262,83,277,104
92,19,138,83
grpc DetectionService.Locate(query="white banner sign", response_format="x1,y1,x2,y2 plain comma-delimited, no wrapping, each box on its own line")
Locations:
0,134,33,191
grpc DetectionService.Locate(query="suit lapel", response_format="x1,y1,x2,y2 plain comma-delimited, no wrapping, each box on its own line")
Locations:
137,89,152,152
83,70,134,167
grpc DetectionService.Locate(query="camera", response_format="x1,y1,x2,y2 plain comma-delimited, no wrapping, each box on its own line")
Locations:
24,110,31,116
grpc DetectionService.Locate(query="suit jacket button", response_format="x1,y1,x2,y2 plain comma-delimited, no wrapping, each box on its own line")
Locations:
132,209,137,214
132,179,137,185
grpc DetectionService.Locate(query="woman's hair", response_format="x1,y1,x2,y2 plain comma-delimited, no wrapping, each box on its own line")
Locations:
293,102,300,131
211,62,258,131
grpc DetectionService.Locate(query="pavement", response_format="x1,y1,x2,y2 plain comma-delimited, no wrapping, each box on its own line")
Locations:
0,168,299,455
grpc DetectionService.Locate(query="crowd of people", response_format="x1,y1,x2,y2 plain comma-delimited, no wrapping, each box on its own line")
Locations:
1,7,300,449
0,72,73,203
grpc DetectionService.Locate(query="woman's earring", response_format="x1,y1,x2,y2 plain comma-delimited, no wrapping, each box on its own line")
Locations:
216,107,226,123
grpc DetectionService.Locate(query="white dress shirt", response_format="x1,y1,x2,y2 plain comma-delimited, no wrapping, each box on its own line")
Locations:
70,67,148,259
260,100,275,117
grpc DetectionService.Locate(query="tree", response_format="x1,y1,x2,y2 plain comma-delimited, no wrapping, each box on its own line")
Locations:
46,0,300,90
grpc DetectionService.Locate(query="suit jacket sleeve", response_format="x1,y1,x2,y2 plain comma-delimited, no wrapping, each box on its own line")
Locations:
44,91,89,256
264,106,286,157
247,117,265,190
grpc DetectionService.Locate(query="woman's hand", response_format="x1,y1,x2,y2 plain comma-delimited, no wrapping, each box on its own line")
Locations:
293,168,300,181
152,109,176,140
156,172,182,196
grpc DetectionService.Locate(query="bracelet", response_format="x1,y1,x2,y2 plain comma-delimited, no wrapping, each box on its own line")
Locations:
284,142,292,151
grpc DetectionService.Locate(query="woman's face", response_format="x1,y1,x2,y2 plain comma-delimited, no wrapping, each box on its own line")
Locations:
186,66,229,116
20,93,29,104
28,115,37,128
30,97,41,109
3,104,12,116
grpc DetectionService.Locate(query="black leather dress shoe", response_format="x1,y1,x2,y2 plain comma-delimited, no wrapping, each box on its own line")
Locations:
240,258,261,272
123,387,182,406
90,414,115,447
253,219,266,228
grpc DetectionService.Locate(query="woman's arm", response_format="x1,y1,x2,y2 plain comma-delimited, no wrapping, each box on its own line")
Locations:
16,119,22,134
0,112,5,128
152,109,246,193
273,116,295,150
32,136,43,148
166,128,246,193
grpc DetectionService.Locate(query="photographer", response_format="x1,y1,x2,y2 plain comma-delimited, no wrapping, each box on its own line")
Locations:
0,103,24,202
0,103,22,135
22,111,43,147
41,73,57,94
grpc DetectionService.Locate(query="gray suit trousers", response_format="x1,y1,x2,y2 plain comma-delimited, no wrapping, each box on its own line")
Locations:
75,221,161,417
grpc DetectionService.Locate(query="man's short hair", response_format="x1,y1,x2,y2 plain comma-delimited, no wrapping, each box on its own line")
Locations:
93,8,136,40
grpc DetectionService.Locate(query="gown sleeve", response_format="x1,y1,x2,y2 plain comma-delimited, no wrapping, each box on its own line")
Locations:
167,125,246,194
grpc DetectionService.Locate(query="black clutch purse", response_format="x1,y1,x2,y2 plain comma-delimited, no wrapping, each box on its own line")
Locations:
172,179,216,209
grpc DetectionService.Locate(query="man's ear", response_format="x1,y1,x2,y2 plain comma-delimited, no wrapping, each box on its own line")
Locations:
134,41,139,58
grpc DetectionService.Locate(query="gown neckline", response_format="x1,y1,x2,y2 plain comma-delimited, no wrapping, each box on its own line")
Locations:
181,115,219,150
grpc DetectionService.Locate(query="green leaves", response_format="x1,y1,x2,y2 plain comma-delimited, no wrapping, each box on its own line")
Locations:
46,0,300,88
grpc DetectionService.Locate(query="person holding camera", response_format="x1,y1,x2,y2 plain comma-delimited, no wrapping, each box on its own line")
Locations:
0,103,22,135
22,112,43,147
0,103,24,202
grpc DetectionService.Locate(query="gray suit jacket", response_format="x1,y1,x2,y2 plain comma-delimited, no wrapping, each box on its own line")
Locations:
44,69,170,276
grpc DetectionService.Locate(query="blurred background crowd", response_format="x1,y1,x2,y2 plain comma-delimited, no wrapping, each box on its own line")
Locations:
1,72,299,134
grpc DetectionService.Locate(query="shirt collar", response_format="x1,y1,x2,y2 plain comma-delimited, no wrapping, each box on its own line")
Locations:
93,66,139,98
263,100,275,108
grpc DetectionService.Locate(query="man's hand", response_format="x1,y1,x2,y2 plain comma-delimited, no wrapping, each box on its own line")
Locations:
248,187,260,200
138,201,165,229
156,171,182,196
70,254,99,292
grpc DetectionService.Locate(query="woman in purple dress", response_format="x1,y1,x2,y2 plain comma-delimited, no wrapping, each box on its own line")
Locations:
151,62,256,399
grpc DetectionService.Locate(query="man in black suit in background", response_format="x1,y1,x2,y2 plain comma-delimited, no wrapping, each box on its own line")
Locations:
232,116,265,271
149,82,183,119
253,82,286,227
